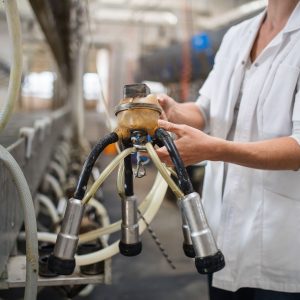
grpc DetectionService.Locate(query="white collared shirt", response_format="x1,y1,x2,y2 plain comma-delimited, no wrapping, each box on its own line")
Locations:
196,3,300,293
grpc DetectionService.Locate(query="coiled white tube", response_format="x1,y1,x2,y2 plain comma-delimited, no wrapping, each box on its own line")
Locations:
20,172,165,245
88,198,110,242
146,143,184,199
76,171,168,266
0,145,38,300
0,0,22,132
82,147,135,205
36,193,60,225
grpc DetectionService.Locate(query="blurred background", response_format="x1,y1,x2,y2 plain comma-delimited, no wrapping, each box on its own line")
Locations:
0,1,266,299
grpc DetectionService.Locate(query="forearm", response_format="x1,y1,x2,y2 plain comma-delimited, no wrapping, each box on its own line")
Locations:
169,103,205,130
213,136,300,171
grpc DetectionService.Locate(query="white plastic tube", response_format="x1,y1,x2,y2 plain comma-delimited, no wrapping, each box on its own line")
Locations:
44,173,64,198
146,143,184,199
36,193,60,225
0,0,22,132
78,170,163,243
76,171,168,266
0,145,38,300
82,147,135,205
48,161,66,184
24,166,168,245
88,198,110,242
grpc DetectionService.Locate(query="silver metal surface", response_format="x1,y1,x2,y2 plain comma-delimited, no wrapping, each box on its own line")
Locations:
181,214,193,246
180,192,218,258
53,198,85,260
121,195,140,244
114,102,162,115
0,109,71,277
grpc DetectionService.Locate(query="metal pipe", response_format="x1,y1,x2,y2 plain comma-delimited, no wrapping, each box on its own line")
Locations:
180,192,225,274
119,144,142,256
48,198,85,275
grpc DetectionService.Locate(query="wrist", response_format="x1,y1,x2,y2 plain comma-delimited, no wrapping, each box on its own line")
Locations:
208,137,230,161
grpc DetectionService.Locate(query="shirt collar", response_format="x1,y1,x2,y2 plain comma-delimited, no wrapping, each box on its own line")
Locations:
248,2,300,36
283,2,300,34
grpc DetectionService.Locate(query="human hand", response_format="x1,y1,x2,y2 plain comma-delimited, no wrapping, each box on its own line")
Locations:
156,94,178,121
156,120,223,166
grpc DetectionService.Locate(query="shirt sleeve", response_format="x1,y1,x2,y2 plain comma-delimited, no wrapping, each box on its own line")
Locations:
291,84,300,145
195,94,210,133
291,79,300,145
195,26,236,133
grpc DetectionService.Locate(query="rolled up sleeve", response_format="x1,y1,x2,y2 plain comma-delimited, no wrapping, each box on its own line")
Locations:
195,94,210,133
290,81,300,145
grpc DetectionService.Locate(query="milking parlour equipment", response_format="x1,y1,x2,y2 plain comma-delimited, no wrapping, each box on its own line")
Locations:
48,83,225,276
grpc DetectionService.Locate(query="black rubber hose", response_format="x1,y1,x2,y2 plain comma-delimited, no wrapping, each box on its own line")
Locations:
123,143,134,196
74,132,119,200
155,128,193,195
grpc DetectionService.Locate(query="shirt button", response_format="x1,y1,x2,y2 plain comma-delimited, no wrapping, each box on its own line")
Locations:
241,60,245,65
254,62,259,67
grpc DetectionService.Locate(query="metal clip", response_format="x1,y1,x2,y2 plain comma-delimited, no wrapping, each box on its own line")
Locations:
135,160,146,178
19,127,35,159
134,152,149,178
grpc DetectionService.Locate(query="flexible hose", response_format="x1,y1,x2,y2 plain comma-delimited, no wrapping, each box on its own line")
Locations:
22,168,164,244
53,152,68,171
82,147,135,205
36,193,60,225
49,161,66,184
0,0,22,132
116,160,125,199
0,145,38,300
76,171,168,266
88,198,110,242
74,132,119,200
44,173,64,199
123,145,134,196
145,143,184,199
155,128,193,195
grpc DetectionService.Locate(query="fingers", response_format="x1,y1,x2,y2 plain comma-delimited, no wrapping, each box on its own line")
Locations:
157,94,174,107
158,120,183,136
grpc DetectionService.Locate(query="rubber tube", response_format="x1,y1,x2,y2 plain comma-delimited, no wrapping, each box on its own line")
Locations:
0,145,38,300
123,147,133,196
75,171,168,266
44,173,64,199
0,0,22,132
25,166,166,245
116,160,125,199
36,193,60,225
155,128,193,195
88,198,110,242
48,161,66,184
145,143,184,199
74,132,119,200
82,147,135,205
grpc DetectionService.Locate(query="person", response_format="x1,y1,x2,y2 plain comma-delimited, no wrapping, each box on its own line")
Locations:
156,0,300,299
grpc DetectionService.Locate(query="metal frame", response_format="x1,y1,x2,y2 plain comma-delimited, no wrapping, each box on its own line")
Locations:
0,108,70,278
